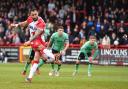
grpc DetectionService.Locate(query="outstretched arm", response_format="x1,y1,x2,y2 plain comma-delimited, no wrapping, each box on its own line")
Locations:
10,16,33,29
10,21,28,28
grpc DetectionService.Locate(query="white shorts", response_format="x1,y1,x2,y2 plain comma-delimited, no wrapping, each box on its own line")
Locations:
43,49,55,62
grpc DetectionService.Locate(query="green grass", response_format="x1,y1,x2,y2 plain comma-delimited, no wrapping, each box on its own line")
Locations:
0,63,128,89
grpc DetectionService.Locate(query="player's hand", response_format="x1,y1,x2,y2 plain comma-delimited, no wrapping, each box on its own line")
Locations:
89,57,93,63
60,50,65,55
10,24,19,29
24,41,31,46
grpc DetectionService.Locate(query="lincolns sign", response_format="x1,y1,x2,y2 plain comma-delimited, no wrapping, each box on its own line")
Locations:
100,49,128,58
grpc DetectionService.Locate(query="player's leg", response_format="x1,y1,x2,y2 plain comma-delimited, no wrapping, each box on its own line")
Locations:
26,38,49,82
26,50,40,82
37,58,45,68
22,61,31,75
88,62,92,77
43,48,55,62
72,52,85,76
72,60,80,76
36,50,50,74
49,49,58,76
57,62,61,72
57,54,62,71
49,61,55,76
51,62,55,71
22,48,34,75
36,58,46,75
86,53,92,77
42,48,55,76
87,50,99,77
55,54,62,76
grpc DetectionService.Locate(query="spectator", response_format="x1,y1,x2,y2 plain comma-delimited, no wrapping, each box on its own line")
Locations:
12,31,21,45
65,15,71,26
48,0,56,12
72,24,80,44
8,8,15,19
24,28,30,42
87,16,94,27
59,6,65,19
118,27,125,44
88,26,96,37
102,35,111,48
95,18,101,34
65,25,71,35
0,24,5,38
122,34,128,45
110,20,117,33
96,25,105,41
0,0,128,46
81,21,87,39
103,19,109,34
80,37,86,47
110,33,117,45
79,29,85,39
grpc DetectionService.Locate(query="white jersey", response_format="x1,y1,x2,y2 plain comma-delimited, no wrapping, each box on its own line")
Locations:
27,16,45,42
26,16,54,61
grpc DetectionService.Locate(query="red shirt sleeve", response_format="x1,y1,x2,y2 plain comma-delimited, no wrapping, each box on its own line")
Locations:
26,16,33,24
36,19,46,31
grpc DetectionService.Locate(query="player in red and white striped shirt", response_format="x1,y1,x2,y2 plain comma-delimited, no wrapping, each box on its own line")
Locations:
11,7,55,82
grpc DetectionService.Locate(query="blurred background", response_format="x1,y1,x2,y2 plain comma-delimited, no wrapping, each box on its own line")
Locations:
0,0,128,46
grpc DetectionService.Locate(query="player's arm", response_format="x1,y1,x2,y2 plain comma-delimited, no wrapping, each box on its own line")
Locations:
10,21,28,28
47,34,54,48
92,43,99,60
63,39,69,52
18,21,28,27
79,43,90,61
30,20,45,42
61,34,69,55
24,28,44,46
10,16,32,29
29,29,43,42
24,21,45,46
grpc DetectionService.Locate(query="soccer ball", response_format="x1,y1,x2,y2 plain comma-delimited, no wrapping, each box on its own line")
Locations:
114,40,119,45
49,72,53,76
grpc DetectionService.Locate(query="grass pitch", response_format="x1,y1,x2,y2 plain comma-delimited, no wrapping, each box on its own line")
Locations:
0,63,128,89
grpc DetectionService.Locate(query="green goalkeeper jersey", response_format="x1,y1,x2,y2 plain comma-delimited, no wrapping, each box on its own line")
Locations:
50,32,69,52
80,41,98,60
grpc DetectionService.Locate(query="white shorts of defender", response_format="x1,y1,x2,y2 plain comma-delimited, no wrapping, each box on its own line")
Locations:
43,49,55,62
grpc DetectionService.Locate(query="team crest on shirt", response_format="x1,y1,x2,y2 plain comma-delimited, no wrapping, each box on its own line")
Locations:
29,25,37,31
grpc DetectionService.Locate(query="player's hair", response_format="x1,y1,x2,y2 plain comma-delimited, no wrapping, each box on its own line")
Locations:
57,26,64,30
89,35,96,39
30,7,38,12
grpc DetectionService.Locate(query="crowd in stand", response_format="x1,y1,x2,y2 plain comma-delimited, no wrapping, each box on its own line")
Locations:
0,0,128,46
